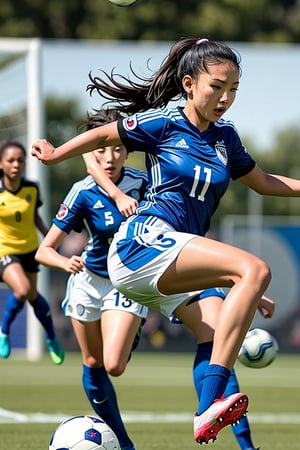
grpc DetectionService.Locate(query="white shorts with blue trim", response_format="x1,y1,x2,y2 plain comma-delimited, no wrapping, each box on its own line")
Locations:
62,267,148,322
108,216,212,318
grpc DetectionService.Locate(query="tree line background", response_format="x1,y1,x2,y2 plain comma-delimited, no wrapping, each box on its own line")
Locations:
1,0,300,42
1,0,300,221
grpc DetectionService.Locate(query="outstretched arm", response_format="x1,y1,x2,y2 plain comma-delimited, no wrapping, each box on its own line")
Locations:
31,122,121,165
240,164,300,196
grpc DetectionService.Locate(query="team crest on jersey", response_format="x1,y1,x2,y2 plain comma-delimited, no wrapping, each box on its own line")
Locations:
76,303,85,316
215,140,228,166
124,115,137,131
26,194,32,203
56,203,68,220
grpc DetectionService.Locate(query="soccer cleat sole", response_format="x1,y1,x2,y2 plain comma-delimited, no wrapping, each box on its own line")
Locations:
194,393,248,445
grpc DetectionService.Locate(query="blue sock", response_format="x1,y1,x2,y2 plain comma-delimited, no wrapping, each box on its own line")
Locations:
196,343,230,414
1,293,25,334
225,368,256,450
82,365,134,449
30,293,55,340
193,342,213,398
193,342,256,450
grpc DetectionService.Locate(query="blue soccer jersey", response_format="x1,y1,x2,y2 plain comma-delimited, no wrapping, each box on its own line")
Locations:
53,167,148,277
118,107,255,236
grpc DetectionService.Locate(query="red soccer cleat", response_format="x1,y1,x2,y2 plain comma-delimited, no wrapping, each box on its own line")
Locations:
194,393,248,445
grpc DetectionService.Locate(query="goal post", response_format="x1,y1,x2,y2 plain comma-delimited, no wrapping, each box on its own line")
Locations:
0,38,49,360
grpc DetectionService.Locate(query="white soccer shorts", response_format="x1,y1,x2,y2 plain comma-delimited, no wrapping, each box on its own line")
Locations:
108,217,206,318
62,267,148,322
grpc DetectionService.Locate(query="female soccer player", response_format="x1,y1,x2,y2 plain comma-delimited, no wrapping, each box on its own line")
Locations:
31,37,299,444
35,109,148,450
85,126,262,450
0,139,64,364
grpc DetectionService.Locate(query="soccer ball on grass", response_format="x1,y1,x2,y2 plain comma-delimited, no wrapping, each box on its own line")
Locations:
49,415,120,450
238,328,278,369
107,0,138,6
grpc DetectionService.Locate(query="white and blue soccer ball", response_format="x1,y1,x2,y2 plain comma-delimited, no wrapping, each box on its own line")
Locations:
238,328,279,369
107,0,138,6
49,415,120,450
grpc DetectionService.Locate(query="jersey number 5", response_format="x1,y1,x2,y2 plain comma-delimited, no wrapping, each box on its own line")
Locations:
104,211,114,226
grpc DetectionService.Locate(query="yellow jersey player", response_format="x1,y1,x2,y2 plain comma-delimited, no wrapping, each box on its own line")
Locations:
0,139,64,364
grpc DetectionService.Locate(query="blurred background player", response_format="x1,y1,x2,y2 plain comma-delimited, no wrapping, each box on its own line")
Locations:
36,109,148,450
0,139,64,364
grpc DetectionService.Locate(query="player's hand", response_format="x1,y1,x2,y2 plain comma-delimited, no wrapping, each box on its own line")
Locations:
257,295,275,318
31,139,58,165
114,191,138,217
64,256,85,274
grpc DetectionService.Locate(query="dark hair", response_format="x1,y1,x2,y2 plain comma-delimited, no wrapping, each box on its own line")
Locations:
0,139,27,160
79,108,131,153
86,37,241,115
84,108,124,131
0,139,26,178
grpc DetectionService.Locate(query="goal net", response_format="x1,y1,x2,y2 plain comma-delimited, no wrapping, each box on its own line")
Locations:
0,38,49,360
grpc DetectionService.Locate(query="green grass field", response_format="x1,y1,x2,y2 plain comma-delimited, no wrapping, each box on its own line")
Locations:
0,352,300,449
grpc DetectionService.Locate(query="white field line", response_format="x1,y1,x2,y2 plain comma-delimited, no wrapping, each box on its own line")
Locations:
0,408,300,425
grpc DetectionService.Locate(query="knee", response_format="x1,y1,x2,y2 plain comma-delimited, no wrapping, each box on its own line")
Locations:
255,258,272,290
14,286,31,300
104,357,127,377
246,257,272,293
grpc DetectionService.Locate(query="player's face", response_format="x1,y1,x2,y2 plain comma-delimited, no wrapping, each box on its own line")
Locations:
93,145,128,183
183,61,239,130
0,146,26,180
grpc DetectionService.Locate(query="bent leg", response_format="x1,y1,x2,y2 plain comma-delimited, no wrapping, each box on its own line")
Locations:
170,256,268,442
161,235,271,369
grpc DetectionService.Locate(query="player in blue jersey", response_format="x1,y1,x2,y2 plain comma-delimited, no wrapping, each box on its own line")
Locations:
36,109,148,450
31,36,300,445
0,139,64,364
82,123,262,450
